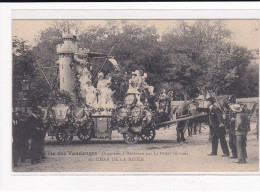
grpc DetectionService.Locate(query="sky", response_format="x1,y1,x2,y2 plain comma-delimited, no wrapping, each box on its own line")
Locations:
13,19,259,50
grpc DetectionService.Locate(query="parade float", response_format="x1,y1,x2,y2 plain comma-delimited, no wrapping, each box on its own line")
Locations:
43,28,206,144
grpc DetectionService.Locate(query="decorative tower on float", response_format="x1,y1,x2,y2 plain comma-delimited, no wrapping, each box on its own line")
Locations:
56,28,78,95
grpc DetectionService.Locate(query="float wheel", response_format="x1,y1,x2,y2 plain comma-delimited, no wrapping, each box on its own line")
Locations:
141,129,156,143
123,132,140,144
77,123,92,142
56,128,73,144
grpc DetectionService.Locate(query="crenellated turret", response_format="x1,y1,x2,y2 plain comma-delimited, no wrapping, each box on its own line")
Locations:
57,28,78,95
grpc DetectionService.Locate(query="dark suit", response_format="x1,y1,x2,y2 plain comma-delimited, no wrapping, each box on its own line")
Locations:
209,106,230,155
235,112,249,163
12,113,29,166
228,118,237,158
27,114,45,163
12,115,21,166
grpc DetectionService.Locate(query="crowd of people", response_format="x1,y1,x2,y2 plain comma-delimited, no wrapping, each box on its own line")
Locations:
12,106,46,167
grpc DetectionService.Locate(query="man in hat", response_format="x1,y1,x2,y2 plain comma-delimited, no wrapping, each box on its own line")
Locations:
12,110,30,166
226,103,238,159
230,104,249,164
208,97,230,157
27,106,45,164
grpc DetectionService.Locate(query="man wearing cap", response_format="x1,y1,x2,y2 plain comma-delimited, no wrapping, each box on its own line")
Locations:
208,98,230,157
230,104,249,164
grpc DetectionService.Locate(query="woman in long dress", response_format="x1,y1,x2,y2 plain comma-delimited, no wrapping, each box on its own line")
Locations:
97,73,107,109
104,83,115,110
79,67,92,98
97,73,115,110
84,80,98,109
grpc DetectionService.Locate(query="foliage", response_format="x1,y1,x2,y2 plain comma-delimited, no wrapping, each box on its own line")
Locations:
12,37,35,106
46,88,74,107
161,21,254,99
13,20,258,108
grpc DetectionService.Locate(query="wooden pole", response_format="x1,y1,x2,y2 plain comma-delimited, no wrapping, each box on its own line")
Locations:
94,45,115,82
36,60,52,89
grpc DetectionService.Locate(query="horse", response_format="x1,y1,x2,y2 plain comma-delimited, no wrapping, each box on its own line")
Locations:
213,94,236,113
185,100,210,137
173,95,227,143
187,101,202,136
174,101,193,142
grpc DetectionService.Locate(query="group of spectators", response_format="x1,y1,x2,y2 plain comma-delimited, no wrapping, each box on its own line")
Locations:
207,96,254,164
12,106,46,167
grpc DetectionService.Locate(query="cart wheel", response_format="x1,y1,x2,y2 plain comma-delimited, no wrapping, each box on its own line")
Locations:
77,124,92,142
56,129,73,144
123,132,140,144
141,129,156,143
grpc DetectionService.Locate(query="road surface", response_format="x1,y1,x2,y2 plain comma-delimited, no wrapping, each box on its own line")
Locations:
13,123,259,173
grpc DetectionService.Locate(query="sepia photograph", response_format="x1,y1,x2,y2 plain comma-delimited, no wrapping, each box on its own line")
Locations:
11,19,259,173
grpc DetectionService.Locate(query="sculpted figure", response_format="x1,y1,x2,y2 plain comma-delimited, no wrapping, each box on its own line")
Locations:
97,72,107,109
79,67,92,97
96,73,115,111
103,74,115,110
127,71,142,105
141,73,155,96
84,80,98,109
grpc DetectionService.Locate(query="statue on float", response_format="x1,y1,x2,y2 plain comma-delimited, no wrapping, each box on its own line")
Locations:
127,70,155,105
84,80,98,109
127,70,143,105
141,72,155,96
97,72,115,112
79,67,92,97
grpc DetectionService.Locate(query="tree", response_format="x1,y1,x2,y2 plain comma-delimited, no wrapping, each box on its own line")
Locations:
161,20,254,99
13,37,35,106
79,22,165,100
13,20,257,107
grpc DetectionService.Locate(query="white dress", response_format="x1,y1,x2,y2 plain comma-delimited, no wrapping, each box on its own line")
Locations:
97,78,115,109
104,87,115,109
97,79,107,108
127,77,141,94
84,85,98,108
79,69,92,97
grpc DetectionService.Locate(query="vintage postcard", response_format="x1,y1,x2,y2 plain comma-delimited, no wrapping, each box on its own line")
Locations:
11,18,259,173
